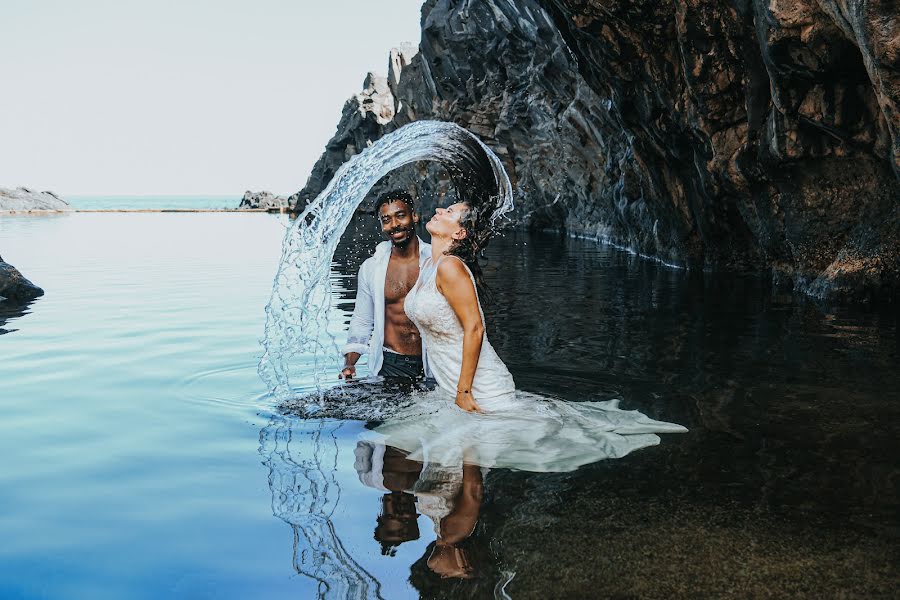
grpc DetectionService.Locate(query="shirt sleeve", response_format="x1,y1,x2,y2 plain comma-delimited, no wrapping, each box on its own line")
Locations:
343,260,375,356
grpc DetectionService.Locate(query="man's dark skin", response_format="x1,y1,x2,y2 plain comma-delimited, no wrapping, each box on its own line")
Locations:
341,199,422,378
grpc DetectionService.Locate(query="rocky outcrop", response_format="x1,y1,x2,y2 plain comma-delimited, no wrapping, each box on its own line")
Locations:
291,47,419,210
0,255,44,302
0,187,69,211
294,0,899,303
237,190,292,210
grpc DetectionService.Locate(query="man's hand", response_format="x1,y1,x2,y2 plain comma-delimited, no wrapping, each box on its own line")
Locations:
340,352,361,380
455,390,483,413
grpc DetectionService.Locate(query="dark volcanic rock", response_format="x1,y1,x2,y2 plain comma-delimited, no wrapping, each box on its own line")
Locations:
0,255,44,302
292,64,410,211
294,0,899,303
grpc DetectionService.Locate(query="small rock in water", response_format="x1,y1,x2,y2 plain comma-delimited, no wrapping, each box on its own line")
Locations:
238,190,290,210
0,255,44,302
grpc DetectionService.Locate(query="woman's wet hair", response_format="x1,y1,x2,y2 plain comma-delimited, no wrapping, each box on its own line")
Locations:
439,132,505,304
446,200,495,304
375,189,415,214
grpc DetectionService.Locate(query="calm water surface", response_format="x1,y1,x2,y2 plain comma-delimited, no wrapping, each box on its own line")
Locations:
66,196,239,210
0,213,897,599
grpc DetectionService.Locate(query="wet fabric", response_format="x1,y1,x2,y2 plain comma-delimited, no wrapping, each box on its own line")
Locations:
366,254,689,473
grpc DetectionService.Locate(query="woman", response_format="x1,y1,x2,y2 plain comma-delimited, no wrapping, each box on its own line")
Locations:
369,199,687,473
404,201,515,413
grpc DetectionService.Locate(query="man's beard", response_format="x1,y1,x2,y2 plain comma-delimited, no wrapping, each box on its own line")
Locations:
388,224,416,247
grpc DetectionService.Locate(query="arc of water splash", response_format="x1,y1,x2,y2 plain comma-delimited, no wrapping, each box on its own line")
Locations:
259,120,514,400
261,416,386,600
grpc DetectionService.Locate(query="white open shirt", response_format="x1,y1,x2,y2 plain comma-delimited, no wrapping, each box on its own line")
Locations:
342,238,433,377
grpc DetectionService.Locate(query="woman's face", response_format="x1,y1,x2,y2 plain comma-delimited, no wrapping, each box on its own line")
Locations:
426,202,469,240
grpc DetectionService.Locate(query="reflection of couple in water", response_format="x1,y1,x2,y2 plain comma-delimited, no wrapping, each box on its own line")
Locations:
355,441,484,580
338,189,687,578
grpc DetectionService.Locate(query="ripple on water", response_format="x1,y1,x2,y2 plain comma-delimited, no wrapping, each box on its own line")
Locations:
174,361,278,412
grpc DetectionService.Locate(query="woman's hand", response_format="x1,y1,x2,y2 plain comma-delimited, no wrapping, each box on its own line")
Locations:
455,390,483,413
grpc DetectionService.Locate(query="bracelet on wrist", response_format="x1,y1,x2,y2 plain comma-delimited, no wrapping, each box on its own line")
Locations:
456,389,470,394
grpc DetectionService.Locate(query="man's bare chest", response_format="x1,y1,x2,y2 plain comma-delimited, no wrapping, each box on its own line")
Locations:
384,260,419,303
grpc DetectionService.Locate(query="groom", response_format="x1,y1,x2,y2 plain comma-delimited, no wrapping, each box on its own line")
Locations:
340,190,431,380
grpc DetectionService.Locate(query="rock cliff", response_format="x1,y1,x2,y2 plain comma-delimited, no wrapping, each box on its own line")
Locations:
0,187,69,211
294,0,899,303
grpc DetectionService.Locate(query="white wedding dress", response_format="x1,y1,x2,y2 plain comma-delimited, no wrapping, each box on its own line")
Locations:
365,256,687,473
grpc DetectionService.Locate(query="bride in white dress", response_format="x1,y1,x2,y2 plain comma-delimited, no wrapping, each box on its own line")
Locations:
367,200,687,473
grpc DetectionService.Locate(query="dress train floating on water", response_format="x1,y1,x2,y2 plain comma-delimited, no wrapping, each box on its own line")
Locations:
364,388,687,473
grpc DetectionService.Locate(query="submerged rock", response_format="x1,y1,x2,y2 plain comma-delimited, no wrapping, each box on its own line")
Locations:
295,0,899,304
0,255,44,302
0,187,69,211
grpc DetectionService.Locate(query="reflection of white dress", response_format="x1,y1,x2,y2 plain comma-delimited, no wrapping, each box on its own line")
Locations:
368,256,687,473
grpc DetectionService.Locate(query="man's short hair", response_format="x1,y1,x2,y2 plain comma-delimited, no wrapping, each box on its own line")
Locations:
375,190,415,214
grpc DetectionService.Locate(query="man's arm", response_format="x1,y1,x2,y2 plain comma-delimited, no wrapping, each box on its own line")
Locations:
340,261,375,379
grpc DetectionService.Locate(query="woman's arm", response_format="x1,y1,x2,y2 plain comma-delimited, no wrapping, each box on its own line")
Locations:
437,463,483,545
436,257,484,413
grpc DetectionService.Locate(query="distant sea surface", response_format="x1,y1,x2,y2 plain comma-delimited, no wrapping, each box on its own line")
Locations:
66,195,240,210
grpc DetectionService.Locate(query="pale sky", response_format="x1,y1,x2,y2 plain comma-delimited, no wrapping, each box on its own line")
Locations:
0,0,424,195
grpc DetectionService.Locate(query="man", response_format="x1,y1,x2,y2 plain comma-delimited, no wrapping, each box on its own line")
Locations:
340,190,431,380
354,441,423,556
